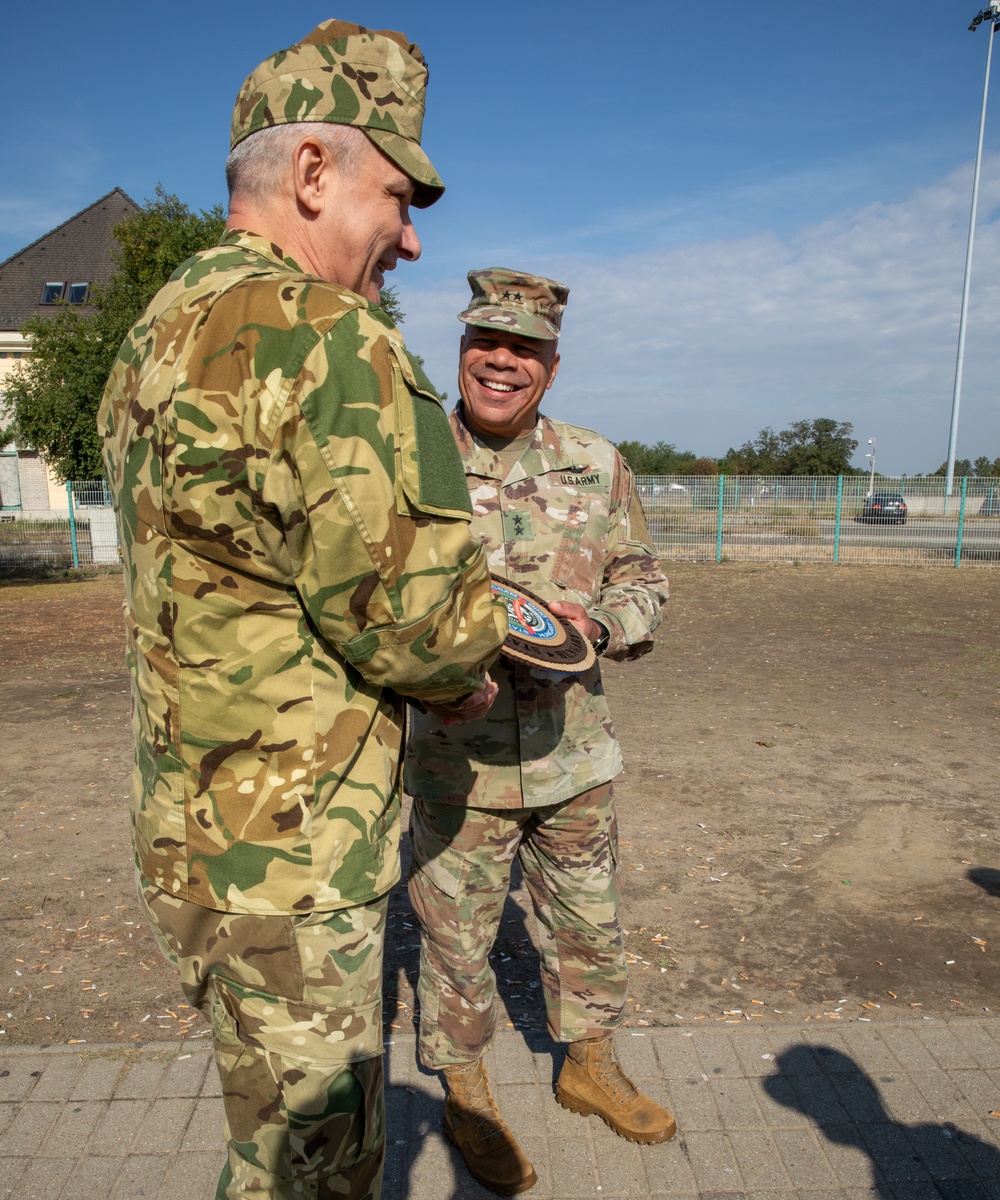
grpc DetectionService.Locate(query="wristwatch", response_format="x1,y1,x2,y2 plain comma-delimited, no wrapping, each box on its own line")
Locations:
592,620,610,656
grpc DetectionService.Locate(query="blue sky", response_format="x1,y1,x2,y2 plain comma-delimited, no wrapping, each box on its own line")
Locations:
4,0,999,473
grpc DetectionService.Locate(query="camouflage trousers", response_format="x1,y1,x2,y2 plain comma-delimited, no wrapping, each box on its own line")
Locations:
407,782,626,1069
140,877,386,1200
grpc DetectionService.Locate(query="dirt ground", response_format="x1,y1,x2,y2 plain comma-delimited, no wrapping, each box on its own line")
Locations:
1,563,997,1049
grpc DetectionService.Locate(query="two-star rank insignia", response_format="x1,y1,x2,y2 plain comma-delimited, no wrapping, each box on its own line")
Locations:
502,510,534,542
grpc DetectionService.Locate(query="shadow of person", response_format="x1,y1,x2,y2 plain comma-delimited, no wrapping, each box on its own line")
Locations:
763,1044,1000,1198
382,824,420,1037
382,828,548,1043
490,857,545,1020
966,866,1000,899
383,837,561,1191
383,1082,529,1200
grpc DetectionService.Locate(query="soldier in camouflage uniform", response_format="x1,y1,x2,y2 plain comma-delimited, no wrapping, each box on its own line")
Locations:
98,22,506,1200
406,268,675,1195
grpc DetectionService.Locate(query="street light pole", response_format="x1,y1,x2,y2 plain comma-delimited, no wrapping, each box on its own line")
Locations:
866,438,876,496
946,2,1000,497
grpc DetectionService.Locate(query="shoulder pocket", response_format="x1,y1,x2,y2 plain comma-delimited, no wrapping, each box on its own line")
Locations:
549,484,610,597
391,347,472,520
626,487,654,548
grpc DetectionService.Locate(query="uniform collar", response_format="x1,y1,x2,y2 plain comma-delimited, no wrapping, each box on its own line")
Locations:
218,228,308,276
450,404,586,484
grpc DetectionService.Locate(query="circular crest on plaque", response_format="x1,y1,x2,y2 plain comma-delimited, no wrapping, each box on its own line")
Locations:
491,576,596,674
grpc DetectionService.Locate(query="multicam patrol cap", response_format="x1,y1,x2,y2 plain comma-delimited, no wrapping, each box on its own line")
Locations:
231,19,444,208
458,267,570,341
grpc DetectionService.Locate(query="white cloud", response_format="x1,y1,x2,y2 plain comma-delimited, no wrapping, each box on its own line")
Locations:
398,158,1000,475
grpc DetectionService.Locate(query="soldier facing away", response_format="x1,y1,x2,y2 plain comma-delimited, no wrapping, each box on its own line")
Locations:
406,268,675,1195
98,21,505,1200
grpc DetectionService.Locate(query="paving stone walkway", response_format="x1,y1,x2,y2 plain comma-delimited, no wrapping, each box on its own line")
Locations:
2,1018,1000,1199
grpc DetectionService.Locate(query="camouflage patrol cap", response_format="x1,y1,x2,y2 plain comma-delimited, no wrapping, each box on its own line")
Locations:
231,19,444,208
458,267,570,341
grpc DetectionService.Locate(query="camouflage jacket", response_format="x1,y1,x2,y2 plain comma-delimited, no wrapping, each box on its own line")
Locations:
405,406,668,809
98,230,506,915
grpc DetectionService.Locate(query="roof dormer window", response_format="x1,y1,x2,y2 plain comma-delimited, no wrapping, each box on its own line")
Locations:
40,282,66,304
68,282,90,305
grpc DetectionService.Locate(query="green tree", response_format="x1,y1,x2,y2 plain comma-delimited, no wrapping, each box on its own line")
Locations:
973,455,1000,478
932,458,974,477
615,440,697,474
721,418,857,475
2,186,224,480
781,418,857,474
718,427,783,474
379,285,405,325
689,456,720,475
99,187,225,334
2,306,114,482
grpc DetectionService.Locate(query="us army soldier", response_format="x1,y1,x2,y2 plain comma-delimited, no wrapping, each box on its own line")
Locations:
406,269,674,1195
98,23,506,1200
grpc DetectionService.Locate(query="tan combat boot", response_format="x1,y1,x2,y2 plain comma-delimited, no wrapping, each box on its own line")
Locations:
442,1058,538,1196
556,1034,678,1144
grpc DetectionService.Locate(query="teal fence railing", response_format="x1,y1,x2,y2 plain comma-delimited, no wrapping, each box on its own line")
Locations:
636,475,1000,568
0,480,118,575
1,475,998,575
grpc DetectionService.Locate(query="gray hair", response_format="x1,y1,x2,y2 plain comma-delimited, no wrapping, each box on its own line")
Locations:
225,123,368,204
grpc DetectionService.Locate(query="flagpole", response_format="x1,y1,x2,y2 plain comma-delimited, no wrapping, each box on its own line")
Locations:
946,3,999,496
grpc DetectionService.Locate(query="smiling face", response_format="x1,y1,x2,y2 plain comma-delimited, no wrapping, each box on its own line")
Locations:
312,134,422,302
458,327,560,439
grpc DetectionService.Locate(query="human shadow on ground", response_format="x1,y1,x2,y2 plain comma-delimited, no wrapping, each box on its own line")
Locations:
383,1023,557,1200
764,1044,1000,1198
381,837,555,1196
383,835,546,1043
384,1080,536,1200
966,866,1000,899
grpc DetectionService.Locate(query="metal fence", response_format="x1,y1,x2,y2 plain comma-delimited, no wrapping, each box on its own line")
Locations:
1,475,999,576
0,480,119,576
638,474,1000,567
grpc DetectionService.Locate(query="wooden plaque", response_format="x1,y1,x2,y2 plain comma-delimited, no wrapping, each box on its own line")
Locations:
491,577,596,674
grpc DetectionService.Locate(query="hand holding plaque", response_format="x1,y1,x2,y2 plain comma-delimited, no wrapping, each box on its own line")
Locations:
490,576,596,674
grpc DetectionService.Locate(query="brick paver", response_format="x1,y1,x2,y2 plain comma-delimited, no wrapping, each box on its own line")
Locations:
2,1020,1000,1199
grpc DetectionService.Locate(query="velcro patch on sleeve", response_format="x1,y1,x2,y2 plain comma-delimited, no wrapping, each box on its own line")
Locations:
391,349,472,520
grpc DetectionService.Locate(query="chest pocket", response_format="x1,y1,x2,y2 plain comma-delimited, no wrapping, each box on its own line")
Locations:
548,487,610,600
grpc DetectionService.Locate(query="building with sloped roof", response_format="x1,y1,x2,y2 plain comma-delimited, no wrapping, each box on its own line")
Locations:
0,188,139,512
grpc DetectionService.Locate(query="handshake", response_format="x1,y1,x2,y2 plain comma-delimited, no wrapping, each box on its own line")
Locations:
422,596,604,724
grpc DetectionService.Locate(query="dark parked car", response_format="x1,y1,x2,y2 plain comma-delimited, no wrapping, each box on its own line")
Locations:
859,492,907,525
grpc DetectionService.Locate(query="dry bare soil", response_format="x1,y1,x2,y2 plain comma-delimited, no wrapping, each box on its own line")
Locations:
1,564,998,1049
